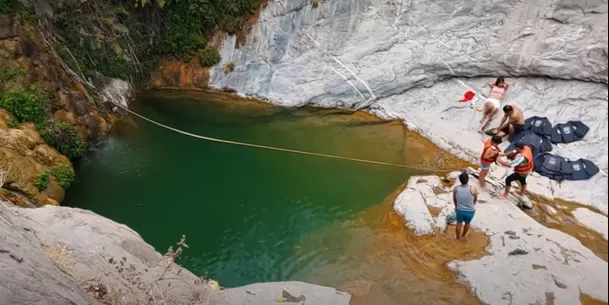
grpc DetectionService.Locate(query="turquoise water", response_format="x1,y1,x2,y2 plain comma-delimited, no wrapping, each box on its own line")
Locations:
64,91,417,287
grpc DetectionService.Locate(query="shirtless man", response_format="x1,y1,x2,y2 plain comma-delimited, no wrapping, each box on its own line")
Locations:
494,105,524,140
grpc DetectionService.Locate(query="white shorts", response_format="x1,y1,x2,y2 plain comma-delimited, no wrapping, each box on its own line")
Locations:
485,98,501,109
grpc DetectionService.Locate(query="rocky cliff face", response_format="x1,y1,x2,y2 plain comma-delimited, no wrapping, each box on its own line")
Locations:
208,0,608,210
1,9,129,206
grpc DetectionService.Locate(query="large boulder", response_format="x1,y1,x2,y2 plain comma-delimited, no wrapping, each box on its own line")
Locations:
0,203,228,305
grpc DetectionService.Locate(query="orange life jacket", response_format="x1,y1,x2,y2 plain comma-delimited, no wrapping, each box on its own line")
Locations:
514,146,534,174
480,139,499,165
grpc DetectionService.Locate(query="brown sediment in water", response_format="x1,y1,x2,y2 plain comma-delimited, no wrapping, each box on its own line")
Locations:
299,185,488,305
581,294,609,305
139,88,474,172
525,194,608,262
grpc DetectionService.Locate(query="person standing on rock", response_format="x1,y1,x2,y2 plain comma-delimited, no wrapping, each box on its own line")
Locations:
478,135,503,190
494,105,525,140
498,143,534,199
477,77,510,133
453,172,478,240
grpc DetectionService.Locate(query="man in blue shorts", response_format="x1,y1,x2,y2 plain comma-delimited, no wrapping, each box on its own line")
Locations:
453,172,479,240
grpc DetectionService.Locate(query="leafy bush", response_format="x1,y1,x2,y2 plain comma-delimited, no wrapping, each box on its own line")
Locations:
35,172,50,191
199,45,221,67
311,0,319,8
40,120,86,159
0,0,11,14
0,85,85,159
52,0,263,81
7,120,19,128
0,86,48,125
0,68,25,82
50,164,76,189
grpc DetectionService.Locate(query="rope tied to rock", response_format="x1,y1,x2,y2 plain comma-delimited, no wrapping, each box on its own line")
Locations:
112,103,457,172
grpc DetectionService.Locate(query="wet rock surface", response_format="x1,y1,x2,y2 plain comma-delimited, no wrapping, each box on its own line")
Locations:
394,174,608,305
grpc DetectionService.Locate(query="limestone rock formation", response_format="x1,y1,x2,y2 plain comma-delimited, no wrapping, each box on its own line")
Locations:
0,203,229,305
1,9,130,205
393,174,608,305
222,281,351,305
0,109,68,206
209,0,608,211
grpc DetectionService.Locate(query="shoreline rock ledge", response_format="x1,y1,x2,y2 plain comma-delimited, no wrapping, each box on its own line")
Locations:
0,203,351,305
393,175,608,305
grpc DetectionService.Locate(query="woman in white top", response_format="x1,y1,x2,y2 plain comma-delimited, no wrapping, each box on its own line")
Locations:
478,77,510,133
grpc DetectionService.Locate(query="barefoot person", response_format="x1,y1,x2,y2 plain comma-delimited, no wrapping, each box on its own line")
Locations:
478,77,510,133
494,105,525,139
498,143,534,198
453,172,478,240
479,135,503,190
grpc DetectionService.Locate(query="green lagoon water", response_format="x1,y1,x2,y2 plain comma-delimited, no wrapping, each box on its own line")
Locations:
64,91,419,288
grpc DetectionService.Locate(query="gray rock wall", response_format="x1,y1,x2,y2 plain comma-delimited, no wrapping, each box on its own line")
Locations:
210,0,607,106
209,0,608,209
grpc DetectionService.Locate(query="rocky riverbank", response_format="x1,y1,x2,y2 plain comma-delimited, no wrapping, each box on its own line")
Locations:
395,174,608,305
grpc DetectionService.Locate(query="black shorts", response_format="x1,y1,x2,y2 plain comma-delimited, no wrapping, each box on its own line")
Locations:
506,172,528,186
501,123,525,135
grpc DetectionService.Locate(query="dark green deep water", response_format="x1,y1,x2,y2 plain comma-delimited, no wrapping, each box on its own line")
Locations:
64,92,417,288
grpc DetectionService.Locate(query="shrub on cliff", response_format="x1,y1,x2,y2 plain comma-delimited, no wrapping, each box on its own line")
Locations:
0,0,11,14
40,120,86,159
35,172,50,191
53,0,262,80
50,163,76,189
199,46,222,67
0,85,48,125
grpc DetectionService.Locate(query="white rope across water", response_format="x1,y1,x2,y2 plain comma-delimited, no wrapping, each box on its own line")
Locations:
112,103,456,172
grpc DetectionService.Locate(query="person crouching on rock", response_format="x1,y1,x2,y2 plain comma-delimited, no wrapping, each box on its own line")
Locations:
453,172,478,240
479,135,503,190
478,77,510,133
493,105,525,140
498,143,534,199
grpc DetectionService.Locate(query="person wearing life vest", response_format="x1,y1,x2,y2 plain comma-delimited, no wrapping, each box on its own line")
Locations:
478,135,503,190
498,143,534,199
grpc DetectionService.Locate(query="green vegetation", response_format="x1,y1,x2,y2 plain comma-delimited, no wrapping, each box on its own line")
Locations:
35,172,50,191
0,85,85,159
199,45,222,67
7,120,19,129
0,0,11,14
40,120,86,159
312,0,319,8
0,86,48,125
53,0,262,81
0,68,26,82
50,164,76,189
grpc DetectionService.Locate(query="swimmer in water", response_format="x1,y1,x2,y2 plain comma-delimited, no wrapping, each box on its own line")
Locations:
478,77,510,133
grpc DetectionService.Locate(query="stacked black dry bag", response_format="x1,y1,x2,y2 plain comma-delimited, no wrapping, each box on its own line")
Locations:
504,116,600,182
